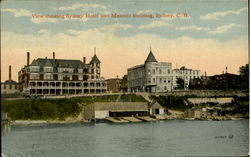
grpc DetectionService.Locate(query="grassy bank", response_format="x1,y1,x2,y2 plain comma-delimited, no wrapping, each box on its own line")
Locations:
1,94,147,120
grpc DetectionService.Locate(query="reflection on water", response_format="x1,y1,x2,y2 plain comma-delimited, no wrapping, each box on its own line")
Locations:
2,120,249,157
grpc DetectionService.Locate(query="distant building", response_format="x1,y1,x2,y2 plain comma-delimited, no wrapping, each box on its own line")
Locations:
1,65,19,94
149,101,166,116
120,75,128,93
189,76,211,89
82,102,149,120
18,51,107,95
128,49,172,92
173,66,201,89
106,77,122,93
106,75,128,93
209,72,240,89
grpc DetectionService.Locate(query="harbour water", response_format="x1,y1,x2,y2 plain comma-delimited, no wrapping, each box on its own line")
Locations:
2,119,249,157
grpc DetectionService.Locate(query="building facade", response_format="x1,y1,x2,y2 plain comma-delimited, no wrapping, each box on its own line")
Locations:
128,50,201,92
173,66,201,89
128,50,173,92
18,52,107,95
106,77,122,93
1,65,19,94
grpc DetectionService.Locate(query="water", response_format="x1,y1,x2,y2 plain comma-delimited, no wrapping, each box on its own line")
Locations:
2,120,249,157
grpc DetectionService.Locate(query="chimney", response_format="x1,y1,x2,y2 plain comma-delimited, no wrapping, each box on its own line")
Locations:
83,57,86,64
27,52,30,66
9,65,11,81
53,52,55,59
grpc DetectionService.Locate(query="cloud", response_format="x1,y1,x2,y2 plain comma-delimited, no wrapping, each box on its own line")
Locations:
38,29,50,34
176,25,210,31
53,3,107,11
2,8,58,24
136,10,154,14
138,21,172,29
2,8,31,17
200,7,247,20
100,23,132,31
208,23,242,34
1,30,247,82
31,18,58,24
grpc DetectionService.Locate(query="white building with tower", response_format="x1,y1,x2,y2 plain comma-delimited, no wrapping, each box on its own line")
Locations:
128,49,173,92
127,49,201,92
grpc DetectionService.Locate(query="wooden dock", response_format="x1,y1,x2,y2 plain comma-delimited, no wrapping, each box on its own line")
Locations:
106,117,129,123
137,116,157,121
122,117,142,122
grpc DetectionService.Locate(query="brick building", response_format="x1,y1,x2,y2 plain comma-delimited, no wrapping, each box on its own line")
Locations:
18,52,107,95
1,65,19,94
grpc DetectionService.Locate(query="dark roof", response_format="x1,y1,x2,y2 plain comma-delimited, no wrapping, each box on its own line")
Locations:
30,59,40,66
44,59,53,66
33,58,87,69
145,51,157,63
2,80,18,84
89,54,101,64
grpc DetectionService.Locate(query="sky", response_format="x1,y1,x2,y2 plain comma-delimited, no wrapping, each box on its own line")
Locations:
1,0,248,81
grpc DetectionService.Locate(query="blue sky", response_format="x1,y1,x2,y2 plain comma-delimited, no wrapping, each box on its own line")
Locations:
1,0,248,80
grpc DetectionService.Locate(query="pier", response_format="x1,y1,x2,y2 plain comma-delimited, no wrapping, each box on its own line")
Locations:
1,112,11,135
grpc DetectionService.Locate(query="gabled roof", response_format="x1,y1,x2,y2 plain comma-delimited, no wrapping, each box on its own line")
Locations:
2,80,18,84
30,59,40,66
44,59,53,66
89,54,101,64
149,101,165,109
145,51,157,63
94,102,148,111
35,58,86,69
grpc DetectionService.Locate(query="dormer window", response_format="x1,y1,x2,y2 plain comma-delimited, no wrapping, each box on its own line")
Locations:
78,69,83,73
44,67,53,72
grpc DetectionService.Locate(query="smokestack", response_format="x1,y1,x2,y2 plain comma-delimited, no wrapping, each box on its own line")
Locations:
83,57,86,64
53,52,55,59
9,65,11,81
27,52,30,66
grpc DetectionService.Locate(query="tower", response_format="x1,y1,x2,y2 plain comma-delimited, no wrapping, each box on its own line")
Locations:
89,47,101,79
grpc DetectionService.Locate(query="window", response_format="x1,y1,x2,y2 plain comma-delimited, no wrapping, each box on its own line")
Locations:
78,69,83,73
58,74,63,80
30,66,40,72
91,75,94,79
168,69,170,74
160,78,162,83
153,78,155,83
30,73,39,80
164,80,166,83
148,69,151,75
15,85,17,89
44,74,53,80
153,69,155,75
44,67,53,72
9,85,12,89
159,69,162,74
3,85,6,89
79,75,83,80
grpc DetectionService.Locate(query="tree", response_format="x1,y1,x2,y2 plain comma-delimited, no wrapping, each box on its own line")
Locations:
176,77,185,89
239,64,249,89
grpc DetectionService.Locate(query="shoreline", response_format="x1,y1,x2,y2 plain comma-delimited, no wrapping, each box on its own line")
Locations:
10,117,248,126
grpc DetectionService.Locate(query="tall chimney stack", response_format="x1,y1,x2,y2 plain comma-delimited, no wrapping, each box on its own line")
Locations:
83,57,86,64
27,52,30,66
9,65,11,81
53,52,55,59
